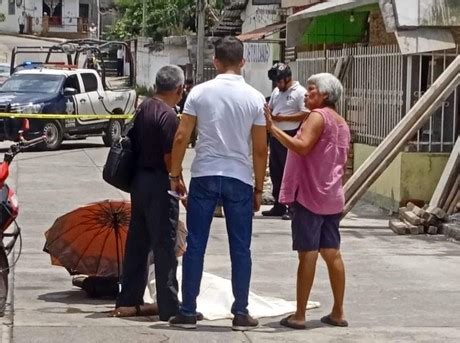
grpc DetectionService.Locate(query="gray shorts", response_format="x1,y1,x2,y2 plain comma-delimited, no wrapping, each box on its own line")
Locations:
291,202,341,251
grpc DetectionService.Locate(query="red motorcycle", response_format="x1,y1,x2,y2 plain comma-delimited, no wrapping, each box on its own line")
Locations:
0,132,46,316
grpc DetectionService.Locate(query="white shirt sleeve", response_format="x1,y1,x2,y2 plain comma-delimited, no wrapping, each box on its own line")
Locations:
297,86,308,112
183,88,198,117
253,94,266,126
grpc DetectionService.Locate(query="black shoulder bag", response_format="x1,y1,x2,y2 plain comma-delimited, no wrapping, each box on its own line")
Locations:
102,119,136,193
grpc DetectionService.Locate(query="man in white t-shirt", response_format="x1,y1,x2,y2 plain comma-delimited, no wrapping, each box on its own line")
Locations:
18,12,26,34
116,46,124,76
263,63,308,219
168,36,268,331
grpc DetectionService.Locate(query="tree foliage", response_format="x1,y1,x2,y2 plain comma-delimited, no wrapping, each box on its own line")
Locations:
111,0,224,41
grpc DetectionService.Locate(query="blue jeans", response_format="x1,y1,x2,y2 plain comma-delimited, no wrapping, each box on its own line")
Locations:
181,176,253,316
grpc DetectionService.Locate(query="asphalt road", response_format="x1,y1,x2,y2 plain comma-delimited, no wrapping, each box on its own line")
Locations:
0,138,458,342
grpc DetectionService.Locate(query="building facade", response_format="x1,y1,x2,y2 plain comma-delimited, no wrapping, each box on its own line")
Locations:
0,0,115,37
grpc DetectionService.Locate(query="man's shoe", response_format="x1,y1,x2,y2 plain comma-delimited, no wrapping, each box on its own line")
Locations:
261,206,286,217
232,314,259,331
169,313,197,329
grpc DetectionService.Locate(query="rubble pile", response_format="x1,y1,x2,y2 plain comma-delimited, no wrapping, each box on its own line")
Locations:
389,202,455,235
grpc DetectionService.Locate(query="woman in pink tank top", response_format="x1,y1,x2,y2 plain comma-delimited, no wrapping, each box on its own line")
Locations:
264,73,350,330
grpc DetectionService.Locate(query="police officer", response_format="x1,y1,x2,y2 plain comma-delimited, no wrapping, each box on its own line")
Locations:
263,63,308,219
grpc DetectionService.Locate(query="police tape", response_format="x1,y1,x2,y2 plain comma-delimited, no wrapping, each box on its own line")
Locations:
0,113,134,119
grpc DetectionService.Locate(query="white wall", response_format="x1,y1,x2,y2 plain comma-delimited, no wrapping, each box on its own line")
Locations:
0,0,78,33
135,37,190,88
0,0,23,33
243,42,274,98
0,0,42,33
240,3,281,98
49,0,79,33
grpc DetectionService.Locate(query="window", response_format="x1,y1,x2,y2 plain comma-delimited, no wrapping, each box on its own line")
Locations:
81,73,98,92
0,74,64,94
43,0,62,26
8,0,15,15
64,75,80,93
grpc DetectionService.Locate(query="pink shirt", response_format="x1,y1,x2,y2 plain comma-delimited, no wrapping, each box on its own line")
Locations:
279,107,350,215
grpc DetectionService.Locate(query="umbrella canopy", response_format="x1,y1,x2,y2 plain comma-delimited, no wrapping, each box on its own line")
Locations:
44,200,130,278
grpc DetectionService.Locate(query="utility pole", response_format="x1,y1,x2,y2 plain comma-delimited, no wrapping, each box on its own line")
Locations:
142,0,147,37
196,0,206,84
96,0,101,39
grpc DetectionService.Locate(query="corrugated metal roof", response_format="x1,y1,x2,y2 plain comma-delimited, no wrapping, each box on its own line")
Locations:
237,22,286,42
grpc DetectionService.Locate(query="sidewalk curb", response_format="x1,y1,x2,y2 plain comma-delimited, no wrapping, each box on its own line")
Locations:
0,32,65,44
0,249,14,343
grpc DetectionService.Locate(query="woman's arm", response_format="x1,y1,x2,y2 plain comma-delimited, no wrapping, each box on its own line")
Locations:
265,105,324,156
272,111,309,123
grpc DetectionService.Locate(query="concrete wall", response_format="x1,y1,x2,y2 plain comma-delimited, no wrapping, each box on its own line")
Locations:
54,0,79,33
354,143,402,210
243,42,276,98
399,153,450,205
241,3,281,98
0,0,78,34
135,37,189,88
354,143,449,211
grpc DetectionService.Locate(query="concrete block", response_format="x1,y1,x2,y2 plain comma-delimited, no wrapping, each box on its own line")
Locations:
424,205,448,221
427,226,438,235
418,225,426,234
402,220,421,235
406,202,426,217
389,219,409,235
399,207,423,225
421,212,441,227
442,223,460,240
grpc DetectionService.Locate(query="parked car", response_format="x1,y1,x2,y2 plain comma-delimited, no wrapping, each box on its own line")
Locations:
0,64,10,86
0,67,136,150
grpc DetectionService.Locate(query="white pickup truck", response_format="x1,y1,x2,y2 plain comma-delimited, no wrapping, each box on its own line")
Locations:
0,66,136,150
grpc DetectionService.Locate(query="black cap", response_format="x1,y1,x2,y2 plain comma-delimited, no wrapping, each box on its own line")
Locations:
268,63,292,82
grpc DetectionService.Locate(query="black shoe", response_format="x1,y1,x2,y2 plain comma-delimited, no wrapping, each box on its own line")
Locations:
197,312,204,321
169,313,197,329
261,206,286,217
232,314,259,331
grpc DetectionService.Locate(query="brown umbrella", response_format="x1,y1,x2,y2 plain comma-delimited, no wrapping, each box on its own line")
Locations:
44,200,129,278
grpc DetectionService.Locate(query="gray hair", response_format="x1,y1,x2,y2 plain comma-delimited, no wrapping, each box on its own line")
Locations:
307,73,343,106
155,65,185,92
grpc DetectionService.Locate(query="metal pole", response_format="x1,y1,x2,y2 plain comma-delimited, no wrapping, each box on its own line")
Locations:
114,221,121,292
196,0,206,84
142,0,146,37
97,0,101,39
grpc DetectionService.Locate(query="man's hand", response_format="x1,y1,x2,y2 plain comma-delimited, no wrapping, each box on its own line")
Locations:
170,179,188,208
264,104,274,132
253,192,262,212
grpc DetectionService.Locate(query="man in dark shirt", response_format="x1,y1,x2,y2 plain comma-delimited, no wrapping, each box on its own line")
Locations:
111,65,184,321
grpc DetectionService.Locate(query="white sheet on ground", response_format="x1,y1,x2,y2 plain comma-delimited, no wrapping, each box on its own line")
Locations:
143,265,320,320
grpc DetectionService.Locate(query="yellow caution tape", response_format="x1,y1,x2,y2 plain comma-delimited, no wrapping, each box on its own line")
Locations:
0,113,133,119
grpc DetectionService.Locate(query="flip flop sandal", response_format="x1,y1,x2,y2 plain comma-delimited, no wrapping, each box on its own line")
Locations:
280,315,306,330
320,314,348,327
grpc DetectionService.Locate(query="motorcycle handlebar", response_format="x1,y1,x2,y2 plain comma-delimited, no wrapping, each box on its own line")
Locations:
8,135,48,157
20,135,48,149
